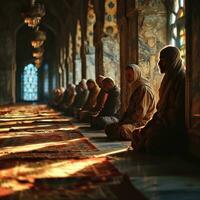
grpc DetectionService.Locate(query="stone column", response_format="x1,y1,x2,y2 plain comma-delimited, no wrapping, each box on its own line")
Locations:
65,33,70,85
117,0,138,113
80,0,88,79
71,20,78,84
126,0,138,64
93,0,105,76
117,0,128,113
185,0,200,157
0,30,16,104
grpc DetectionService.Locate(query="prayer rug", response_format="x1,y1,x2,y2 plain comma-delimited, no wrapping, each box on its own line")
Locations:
0,157,119,180
0,130,84,148
0,104,141,200
0,175,147,200
0,118,71,128
0,124,61,133
0,131,98,160
0,114,62,122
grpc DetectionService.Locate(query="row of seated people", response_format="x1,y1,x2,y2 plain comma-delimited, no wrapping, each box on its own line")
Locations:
49,46,187,154
49,75,121,127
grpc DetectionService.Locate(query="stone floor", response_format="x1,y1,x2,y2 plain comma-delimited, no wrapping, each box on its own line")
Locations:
74,120,200,200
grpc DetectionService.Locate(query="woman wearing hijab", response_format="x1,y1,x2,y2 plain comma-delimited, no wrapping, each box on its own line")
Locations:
134,46,186,154
105,64,155,140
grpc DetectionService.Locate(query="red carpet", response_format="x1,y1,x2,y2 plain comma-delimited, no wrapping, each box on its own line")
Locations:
0,104,146,200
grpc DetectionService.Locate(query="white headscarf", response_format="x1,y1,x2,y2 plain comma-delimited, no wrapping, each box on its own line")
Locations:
126,64,150,108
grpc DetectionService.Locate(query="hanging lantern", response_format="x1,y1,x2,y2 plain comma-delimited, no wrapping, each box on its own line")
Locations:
31,30,46,48
23,2,46,28
33,47,44,58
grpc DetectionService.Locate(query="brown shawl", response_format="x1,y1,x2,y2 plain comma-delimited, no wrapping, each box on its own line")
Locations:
156,46,185,117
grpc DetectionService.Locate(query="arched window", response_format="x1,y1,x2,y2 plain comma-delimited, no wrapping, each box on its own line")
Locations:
22,64,38,101
169,0,185,62
43,63,49,96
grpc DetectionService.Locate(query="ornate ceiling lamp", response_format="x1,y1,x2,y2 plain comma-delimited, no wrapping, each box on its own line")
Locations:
33,47,44,58
23,1,46,28
31,29,46,48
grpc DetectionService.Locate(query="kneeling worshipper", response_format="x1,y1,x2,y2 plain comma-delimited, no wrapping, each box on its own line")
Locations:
91,75,108,115
105,64,155,140
59,84,76,112
68,79,89,116
132,46,187,154
79,79,100,122
48,87,65,109
90,78,121,129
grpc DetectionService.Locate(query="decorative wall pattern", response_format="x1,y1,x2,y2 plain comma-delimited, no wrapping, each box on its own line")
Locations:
76,20,82,55
87,1,96,48
103,0,118,37
103,0,120,86
137,0,167,102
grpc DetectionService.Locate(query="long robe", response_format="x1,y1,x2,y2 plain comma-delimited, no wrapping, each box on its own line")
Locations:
83,85,100,111
91,86,121,129
105,66,155,140
137,47,186,154
92,89,108,113
79,84,100,122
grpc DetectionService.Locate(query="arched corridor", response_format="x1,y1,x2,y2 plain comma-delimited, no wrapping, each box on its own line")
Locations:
0,0,200,199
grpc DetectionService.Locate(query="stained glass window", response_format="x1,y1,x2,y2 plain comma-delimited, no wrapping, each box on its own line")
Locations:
44,63,49,96
169,0,185,63
22,64,38,101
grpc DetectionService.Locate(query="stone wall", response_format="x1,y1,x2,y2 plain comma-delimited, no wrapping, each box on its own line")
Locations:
103,0,120,86
86,51,96,80
137,0,167,102
0,30,16,104
103,36,120,86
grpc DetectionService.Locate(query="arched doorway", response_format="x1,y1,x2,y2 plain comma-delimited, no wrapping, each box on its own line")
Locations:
15,24,58,103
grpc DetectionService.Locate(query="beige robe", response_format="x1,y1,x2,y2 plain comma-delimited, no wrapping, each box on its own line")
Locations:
105,77,155,140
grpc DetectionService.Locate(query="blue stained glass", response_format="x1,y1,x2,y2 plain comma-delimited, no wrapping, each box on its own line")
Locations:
22,64,38,101
44,64,49,96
